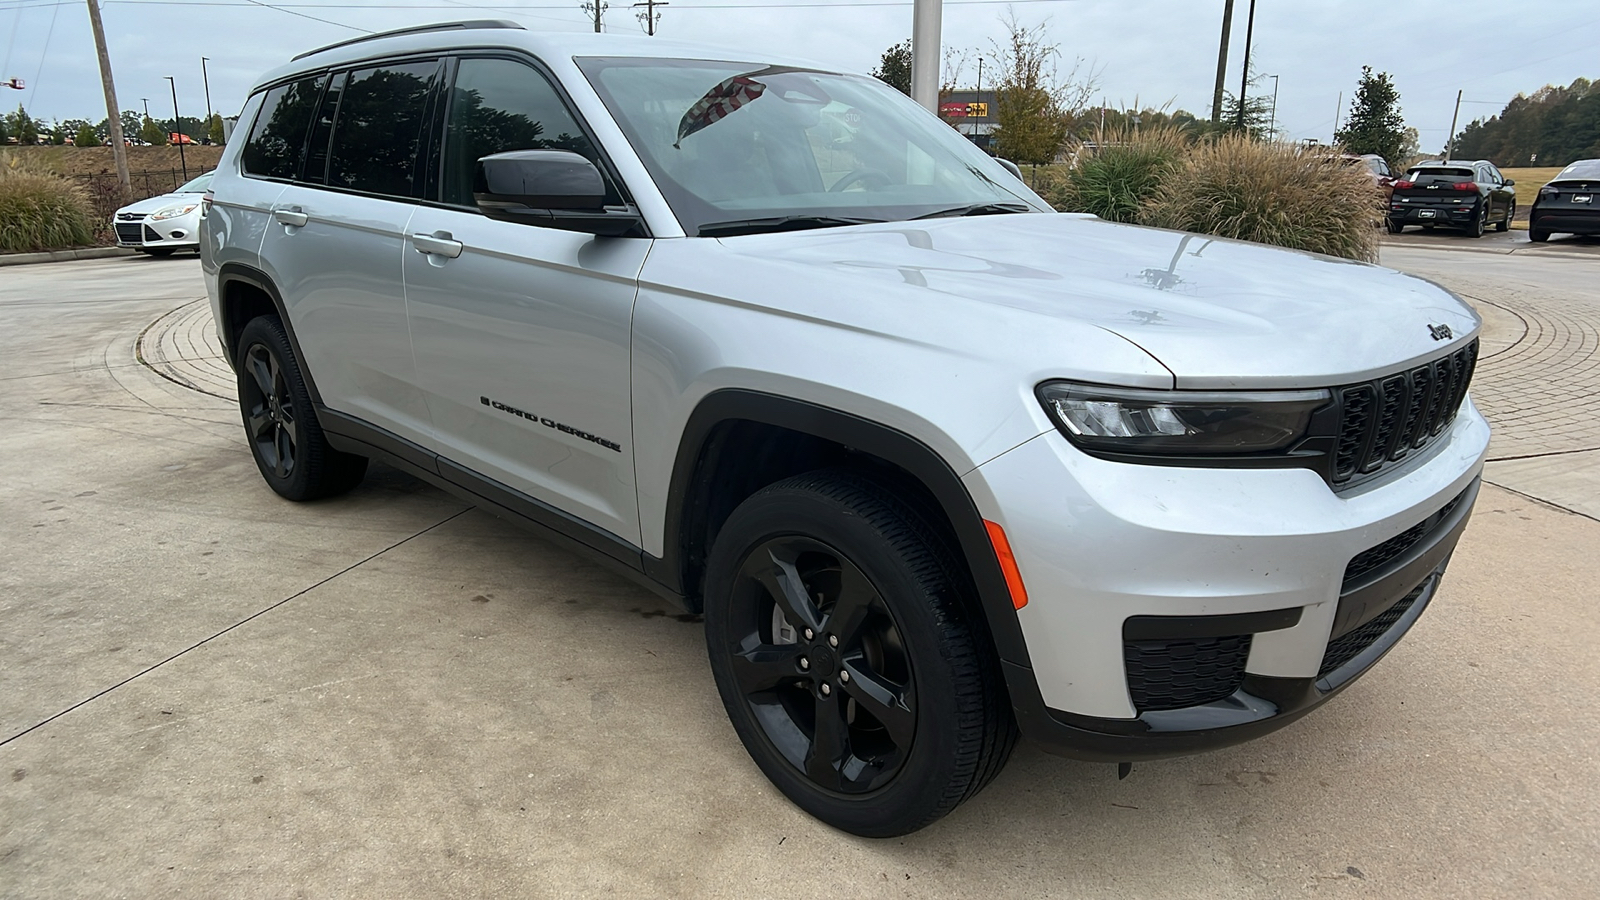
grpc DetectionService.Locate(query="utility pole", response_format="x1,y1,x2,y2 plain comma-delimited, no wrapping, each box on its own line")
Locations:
581,0,606,33
201,56,213,136
1235,0,1256,131
910,0,942,114
974,56,983,139
1267,74,1279,141
1333,91,1341,142
631,0,666,34
141,97,149,118
85,0,131,197
1444,89,1463,162
166,75,187,179
1210,0,1234,123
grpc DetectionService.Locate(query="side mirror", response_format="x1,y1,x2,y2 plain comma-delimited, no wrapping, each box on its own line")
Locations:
473,150,643,237
1503,179,1515,187
996,158,1025,180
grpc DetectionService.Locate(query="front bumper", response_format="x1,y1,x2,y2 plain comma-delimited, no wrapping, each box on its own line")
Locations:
966,399,1489,760
114,212,201,250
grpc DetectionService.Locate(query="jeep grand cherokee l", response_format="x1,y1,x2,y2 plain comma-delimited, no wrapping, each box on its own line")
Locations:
203,22,1489,837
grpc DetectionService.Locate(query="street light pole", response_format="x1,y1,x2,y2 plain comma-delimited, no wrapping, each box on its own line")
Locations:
165,75,187,179
1236,0,1257,131
1211,0,1235,123
1267,74,1280,141
910,0,942,113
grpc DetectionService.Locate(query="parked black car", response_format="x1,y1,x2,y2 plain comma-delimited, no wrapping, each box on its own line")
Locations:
1386,160,1516,237
1529,159,1600,243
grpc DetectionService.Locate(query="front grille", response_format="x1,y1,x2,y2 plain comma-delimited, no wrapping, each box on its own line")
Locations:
116,212,145,222
1343,489,1468,587
115,223,144,244
1318,582,1427,678
1331,340,1478,487
1124,634,1252,713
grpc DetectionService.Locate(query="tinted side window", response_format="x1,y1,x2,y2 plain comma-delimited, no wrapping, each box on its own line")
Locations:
441,57,603,207
241,74,327,180
327,60,441,198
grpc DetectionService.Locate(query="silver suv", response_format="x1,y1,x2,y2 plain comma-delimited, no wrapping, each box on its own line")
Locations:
203,22,1489,837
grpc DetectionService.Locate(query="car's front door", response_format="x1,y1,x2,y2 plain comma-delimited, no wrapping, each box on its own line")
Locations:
256,59,442,445
403,55,649,546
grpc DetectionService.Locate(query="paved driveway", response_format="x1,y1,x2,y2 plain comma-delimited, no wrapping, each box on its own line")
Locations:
2,251,1597,898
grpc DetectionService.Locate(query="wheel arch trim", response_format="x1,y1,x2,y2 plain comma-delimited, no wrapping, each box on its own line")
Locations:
215,262,326,408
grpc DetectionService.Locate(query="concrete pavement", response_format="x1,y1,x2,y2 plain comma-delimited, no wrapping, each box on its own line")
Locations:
2,252,1597,898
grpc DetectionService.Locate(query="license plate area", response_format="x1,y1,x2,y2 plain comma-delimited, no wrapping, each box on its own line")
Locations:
1419,210,1437,218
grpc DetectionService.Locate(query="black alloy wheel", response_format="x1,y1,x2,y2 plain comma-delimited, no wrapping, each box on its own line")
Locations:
1385,218,1404,234
1497,201,1514,232
1467,204,1487,238
704,470,1016,837
724,535,917,795
1529,226,1551,243
235,315,367,501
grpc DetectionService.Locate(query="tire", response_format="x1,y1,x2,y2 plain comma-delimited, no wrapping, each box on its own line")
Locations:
1467,205,1486,238
1496,202,1513,232
703,469,1016,837
141,248,176,257
234,315,368,501
1529,228,1550,243
1385,219,1404,234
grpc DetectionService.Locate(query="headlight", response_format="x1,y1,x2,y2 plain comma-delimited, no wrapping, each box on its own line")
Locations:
151,204,199,220
1037,381,1332,456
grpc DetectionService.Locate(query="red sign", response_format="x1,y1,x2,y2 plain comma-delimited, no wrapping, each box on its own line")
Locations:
939,102,968,117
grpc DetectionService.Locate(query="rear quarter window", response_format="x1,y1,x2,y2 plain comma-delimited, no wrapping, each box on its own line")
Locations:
241,74,328,180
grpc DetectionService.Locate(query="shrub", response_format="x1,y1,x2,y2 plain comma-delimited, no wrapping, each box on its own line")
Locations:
1139,134,1383,262
1041,125,1190,223
0,158,100,253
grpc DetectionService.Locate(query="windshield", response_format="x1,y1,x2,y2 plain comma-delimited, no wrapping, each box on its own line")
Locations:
577,57,1046,235
175,172,213,193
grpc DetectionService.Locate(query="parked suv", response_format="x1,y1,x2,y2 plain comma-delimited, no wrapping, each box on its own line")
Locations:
1387,160,1515,236
204,22,1489,837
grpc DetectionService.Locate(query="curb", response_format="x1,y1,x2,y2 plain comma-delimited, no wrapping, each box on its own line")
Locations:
0,247,140,267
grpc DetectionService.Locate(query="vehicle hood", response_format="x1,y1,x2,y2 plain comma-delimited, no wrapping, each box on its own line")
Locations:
118,191,203,215
712,213,1481,389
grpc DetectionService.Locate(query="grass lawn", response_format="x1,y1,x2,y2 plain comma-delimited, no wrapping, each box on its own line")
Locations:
1500,167,1565,222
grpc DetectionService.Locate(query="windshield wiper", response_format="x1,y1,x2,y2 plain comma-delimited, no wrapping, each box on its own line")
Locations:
913,202,1034,220
697,215,884,237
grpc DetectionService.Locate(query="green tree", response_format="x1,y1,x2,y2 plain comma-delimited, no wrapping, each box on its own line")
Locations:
140,117,168,145
207,113,225,145
873,39,913,96
1336,66,1408,165
74,124,101,147
5,105,40,144
1451,77,1598,166
50,125,67,145
992,16,1069,166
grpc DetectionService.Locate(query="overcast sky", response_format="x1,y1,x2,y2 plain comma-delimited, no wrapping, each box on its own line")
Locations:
3,0,1596,156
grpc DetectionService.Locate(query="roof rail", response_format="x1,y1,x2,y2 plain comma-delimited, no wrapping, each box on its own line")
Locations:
292,20,525,61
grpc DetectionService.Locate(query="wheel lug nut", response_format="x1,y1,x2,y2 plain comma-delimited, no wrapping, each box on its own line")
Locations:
840,670,850,684
803,628,814,641
827,634,838,648
820,683,831,696
799,657,810,670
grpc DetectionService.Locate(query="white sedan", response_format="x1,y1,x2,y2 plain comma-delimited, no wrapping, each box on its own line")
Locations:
112,172,211,256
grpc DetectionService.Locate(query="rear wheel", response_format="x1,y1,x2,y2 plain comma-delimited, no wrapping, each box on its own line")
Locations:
1496,202,1513,232
1385,219,1404,234
703,470,1016,837
235,316,368,501
1467,205,1486,238
1529,228,1550,243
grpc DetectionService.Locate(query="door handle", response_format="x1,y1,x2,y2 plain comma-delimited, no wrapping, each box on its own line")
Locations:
411,231,464,259
273,206,309,227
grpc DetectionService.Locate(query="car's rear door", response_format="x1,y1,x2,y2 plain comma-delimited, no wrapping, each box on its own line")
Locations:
255,58,442,447
402,54,649,548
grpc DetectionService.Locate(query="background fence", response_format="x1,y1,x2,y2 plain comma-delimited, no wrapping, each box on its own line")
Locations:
70,168,214,223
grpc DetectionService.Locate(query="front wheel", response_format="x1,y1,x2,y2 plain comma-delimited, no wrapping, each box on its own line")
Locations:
235,316,368,501
703,470,1016,837
1529,228,1551,243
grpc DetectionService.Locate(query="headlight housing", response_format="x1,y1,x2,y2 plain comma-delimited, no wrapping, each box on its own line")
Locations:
151,204,199,220
1037,381,1332,456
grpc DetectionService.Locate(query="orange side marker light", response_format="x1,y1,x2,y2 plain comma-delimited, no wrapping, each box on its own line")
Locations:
983,519,1029,610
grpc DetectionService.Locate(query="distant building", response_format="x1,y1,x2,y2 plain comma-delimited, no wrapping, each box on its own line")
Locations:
940,90,996,151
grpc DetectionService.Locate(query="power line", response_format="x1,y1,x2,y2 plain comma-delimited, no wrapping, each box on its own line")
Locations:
25,0,61,107
235,0,370,31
